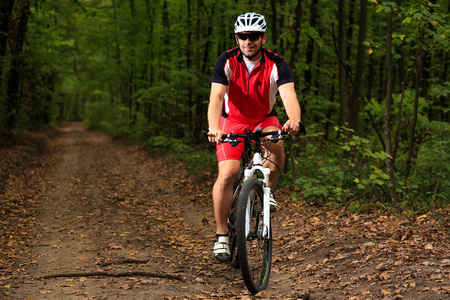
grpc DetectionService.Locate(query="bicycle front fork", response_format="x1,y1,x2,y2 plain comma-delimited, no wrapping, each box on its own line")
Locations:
243,156,271,240
262,186,271,238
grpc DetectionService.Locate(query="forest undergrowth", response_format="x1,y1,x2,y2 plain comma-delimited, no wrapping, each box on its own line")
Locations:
0,123,449,299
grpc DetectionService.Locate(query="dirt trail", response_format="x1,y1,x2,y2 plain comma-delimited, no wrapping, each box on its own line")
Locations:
2,122,449,300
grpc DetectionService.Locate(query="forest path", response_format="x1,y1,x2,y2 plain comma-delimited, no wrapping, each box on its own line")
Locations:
2,122,449,300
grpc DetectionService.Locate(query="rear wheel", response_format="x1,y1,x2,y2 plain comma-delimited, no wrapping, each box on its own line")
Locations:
228,227,239,269
236,178,272,294
229,167,243,269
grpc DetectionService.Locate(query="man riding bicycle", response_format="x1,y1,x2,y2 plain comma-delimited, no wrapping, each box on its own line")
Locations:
207,12,302,262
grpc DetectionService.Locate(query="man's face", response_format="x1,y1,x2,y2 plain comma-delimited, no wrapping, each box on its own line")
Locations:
235,32,266,61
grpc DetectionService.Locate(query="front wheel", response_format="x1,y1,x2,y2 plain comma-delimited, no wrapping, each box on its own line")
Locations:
236,178,272,294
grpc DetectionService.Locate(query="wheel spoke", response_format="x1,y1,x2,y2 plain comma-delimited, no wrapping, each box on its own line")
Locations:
236,178,272,294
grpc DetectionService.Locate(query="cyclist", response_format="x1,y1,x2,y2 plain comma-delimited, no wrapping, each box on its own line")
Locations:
207,12,302,262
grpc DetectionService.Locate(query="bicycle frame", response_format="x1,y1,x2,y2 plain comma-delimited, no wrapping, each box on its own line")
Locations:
205,122,305,294
227,128,284,240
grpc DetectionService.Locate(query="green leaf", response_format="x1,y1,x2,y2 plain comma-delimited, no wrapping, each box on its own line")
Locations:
403,17,412,24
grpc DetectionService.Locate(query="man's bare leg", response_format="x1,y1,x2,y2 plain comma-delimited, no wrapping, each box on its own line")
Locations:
212,159,240,235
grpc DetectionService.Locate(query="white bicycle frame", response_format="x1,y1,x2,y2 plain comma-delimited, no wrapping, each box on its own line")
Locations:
242,151,271,240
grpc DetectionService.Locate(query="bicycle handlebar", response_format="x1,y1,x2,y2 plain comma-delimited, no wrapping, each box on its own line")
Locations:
221,129,283,144
220,122,306,146
203,122,306,145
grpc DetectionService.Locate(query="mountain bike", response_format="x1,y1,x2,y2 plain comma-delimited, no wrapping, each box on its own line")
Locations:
217,123,306,294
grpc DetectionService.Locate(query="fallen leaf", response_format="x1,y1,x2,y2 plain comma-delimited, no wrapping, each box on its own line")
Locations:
39,290,52,294
394,260,403,266
379,272,390,280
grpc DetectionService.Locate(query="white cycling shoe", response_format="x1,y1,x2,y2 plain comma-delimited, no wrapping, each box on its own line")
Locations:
214,235,230,262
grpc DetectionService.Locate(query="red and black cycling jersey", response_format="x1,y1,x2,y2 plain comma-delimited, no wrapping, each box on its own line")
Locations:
212,47,294,125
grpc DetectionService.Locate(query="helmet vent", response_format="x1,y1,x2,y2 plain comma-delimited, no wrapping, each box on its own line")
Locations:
234,12,267,33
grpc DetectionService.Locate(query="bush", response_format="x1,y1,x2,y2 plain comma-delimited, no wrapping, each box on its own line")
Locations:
287,123,450,213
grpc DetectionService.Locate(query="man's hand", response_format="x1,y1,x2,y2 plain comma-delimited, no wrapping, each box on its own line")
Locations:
207,129,225,144
282,120,300,135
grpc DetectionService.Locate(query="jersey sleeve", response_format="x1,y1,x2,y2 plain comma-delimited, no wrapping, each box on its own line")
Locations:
275,58,294,87
211,53,229,86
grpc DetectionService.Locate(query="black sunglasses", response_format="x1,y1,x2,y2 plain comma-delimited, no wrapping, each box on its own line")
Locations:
237,32,263,41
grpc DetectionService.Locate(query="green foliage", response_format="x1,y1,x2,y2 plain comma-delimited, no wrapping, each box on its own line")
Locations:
1,0,448,216
290,125,390,207
397,121,450,210
83,100,124,137
146,135,217,176
289,121,449,213
147,136,192,155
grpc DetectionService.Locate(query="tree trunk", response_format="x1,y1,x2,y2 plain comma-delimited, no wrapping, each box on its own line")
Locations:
186,0,192,126
6,0,30,128
286,0,302,173
405,35,425,179
269,0,278,45
421,0,434,99
161,0,169,83
111,0,126,106
348,0,367,133
383,7,398,203
338,0,349,126
197,2,216,139
304,0,318,94
129,0,137,126
144,0,154,123
345,0,355,61
288,0,303,71
0,0,15,79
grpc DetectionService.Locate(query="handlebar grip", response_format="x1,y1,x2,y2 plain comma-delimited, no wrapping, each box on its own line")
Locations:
299,122,306,134
202,130,209,141
281,122,306,135
203,130,229,144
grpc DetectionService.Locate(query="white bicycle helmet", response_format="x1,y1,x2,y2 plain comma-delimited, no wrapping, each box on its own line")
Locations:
234,12,267,33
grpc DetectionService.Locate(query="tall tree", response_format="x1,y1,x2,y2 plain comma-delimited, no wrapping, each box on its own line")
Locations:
6,0,30,127
304,0,318,94
0,0,15,79
405,42,425,179
383,4,398,203
348,0,367,133
269,0,278,45
288,0,303,70
338,0,349,126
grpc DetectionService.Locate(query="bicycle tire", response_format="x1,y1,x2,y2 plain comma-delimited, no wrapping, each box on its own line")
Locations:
229,167,243,269
236,178,272,294
229,228,240,269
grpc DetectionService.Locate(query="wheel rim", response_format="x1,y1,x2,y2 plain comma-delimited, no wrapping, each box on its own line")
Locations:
237,178,272,294
245,187,269,286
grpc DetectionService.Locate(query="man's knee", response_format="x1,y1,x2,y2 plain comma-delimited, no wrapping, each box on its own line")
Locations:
216,160,240,188
266,140,285,156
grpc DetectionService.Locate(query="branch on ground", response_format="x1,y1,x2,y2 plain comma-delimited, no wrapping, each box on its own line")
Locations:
38,271,184,281
100,258,151,266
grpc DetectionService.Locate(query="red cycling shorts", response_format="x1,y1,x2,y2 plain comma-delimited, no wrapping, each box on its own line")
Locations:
216,116,282,163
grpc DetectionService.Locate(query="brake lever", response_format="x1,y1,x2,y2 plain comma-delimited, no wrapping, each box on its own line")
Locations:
224,137,239,147
269,133,284,143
